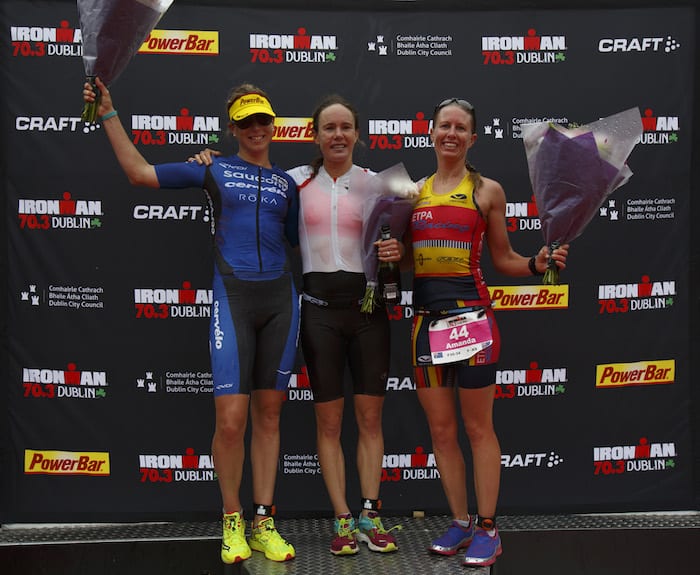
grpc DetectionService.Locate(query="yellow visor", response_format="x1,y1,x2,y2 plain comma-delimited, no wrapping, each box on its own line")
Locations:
228,94,275,122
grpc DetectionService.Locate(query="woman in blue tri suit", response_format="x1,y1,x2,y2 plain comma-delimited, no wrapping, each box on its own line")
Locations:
83,78,299,565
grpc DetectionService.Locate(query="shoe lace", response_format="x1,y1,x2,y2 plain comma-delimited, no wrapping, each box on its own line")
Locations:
223,513,245,542
255,518,289,548
335,517,358,538
360,515,402,535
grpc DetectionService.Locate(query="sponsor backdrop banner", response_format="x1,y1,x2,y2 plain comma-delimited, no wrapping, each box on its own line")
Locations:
0,2,695,521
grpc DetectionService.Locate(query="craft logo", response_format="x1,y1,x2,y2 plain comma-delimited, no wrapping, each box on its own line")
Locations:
25,449,110,476
382,447,439,482
367,33,454,58
482,29,567,65
16,115,84,132
495,362,567,399
10,20,82,57
367,114,433,150
506,197,539,232
272,117,315,143
596,360,675,389
136,370,213,395
598,275,675,314
599,197,676,223
489,285,569,311
249,27,338,64
20,282,106,310
640,108,680,145
386,376,416,391
18,192,102,230
598,36,681,53
287,367,314,401
593,437,676,475
134,282,212,319
139,448,216,483
138,30,219,55
502,451,563,469
23,362,108,400
282,454,321,476
133,203,211,225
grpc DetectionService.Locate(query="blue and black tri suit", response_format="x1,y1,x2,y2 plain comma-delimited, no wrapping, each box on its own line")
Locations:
155,155,300,396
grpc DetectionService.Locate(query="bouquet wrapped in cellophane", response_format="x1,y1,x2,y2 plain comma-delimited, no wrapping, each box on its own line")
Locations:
78,0,174,122
359,163,418,313
521,107,643,284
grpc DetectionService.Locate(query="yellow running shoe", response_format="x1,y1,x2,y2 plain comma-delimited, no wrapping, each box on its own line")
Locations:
249,516,296,561
221,511,251,564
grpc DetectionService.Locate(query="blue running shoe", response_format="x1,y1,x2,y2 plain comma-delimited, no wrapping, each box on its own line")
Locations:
429,520,474,556
462,527,502,566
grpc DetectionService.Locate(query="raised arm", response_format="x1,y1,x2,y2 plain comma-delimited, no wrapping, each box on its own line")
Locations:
83,77,159,188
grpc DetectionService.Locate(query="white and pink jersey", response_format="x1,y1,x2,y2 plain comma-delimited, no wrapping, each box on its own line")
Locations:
287,164,374,274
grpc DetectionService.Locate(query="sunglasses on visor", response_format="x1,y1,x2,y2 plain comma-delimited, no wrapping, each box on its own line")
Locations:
235,114,274,129
434,98,474,114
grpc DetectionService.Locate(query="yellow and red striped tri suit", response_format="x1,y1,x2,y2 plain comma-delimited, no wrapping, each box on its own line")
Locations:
410,174,501,389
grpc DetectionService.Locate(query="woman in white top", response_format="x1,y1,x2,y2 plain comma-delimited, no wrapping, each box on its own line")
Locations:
286,95,402,556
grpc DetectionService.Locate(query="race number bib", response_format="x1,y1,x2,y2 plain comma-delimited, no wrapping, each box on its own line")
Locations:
428,309,493,365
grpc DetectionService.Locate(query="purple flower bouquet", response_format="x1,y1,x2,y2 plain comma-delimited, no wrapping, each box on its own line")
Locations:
78,0,174,122
521,107,643,284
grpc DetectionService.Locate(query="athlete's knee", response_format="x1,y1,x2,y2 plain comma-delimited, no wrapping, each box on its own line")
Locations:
215,416,247,445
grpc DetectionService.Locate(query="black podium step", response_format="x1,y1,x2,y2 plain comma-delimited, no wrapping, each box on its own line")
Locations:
2,513,698,575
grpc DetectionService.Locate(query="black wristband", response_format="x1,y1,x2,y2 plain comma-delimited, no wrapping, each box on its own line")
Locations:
528,255,543,276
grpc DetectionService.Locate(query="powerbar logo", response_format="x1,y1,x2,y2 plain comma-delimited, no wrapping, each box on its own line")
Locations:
134,282,213,319
10,21,82,57
25,450,110,476
598,276,675,314
367,115,433,150
596,360,674,388
18,193,102,230
505,196,539,232
495,362,567,399
130,110,221,146
272,117,315,143
489,285,568,310
139,449,215,483
593,438,676,475
249,27,338,64
23,363,107,400
482,28,567,65
502,451,563,468
598,36,681,53
640,108,680,145
381,448,440,482
138,30,219,55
